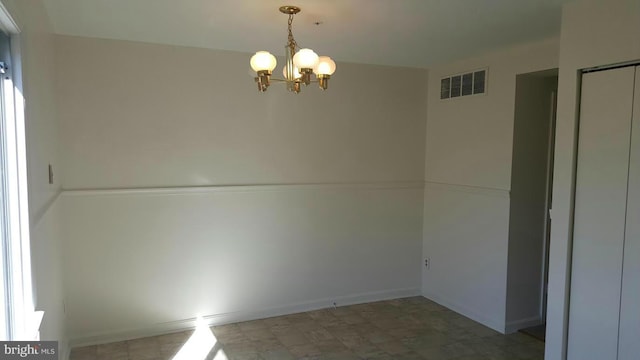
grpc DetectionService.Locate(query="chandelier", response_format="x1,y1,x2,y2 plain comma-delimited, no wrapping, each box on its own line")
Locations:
250,5,337,94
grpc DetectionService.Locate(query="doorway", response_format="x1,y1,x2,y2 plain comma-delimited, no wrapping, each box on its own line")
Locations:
505,69,558,340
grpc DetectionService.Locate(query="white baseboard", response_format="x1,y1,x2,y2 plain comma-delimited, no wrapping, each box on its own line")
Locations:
69,287,420,348
422,291,505,334
505,316,543,334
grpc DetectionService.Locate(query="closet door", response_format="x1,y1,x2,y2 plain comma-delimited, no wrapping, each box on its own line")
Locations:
567,66,636,360
618,66,640,360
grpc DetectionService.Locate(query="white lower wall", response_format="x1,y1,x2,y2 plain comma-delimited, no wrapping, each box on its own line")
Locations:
422,182,510,332
61,183,424,345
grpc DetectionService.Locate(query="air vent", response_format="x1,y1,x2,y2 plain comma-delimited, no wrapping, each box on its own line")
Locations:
440,69,487,100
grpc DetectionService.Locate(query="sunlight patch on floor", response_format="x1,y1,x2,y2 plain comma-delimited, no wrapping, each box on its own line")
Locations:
172,318,226,360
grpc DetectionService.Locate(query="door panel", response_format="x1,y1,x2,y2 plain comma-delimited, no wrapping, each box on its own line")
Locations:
618,66,640,360
567,66,636,360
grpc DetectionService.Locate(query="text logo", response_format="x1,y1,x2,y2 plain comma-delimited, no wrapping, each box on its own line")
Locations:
0,342,57,359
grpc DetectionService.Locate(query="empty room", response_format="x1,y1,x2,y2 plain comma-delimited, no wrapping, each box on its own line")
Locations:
0,0,638,359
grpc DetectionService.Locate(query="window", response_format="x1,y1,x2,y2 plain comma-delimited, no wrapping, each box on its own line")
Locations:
0,8,36,341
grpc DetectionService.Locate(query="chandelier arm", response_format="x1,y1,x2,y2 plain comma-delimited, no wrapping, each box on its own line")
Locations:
270,78,320,84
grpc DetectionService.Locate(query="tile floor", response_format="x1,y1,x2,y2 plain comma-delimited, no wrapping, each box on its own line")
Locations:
70,297,544,360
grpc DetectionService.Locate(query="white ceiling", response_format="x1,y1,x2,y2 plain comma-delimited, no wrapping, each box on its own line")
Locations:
41,0,572,68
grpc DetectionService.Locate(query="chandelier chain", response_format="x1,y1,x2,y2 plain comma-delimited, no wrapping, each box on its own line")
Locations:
287,14,299,51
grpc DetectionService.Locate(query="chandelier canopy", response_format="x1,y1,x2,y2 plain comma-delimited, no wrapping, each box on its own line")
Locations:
250,5,336,94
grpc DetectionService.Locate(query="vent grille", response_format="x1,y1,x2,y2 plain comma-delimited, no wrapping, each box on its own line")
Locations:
440,69,487,100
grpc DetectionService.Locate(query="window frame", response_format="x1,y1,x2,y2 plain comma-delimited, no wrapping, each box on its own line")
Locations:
0,2,37,341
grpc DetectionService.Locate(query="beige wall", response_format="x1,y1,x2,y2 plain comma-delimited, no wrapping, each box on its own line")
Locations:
425,38,558,190
547,0,640,359
0,0,66,355
55,35,428,189
422,37,559,333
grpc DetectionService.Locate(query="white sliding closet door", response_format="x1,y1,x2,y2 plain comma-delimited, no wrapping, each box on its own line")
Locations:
618,67,640,360
567,66,637,360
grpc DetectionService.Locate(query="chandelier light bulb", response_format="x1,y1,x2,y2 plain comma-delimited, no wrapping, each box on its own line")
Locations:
250,51,277,72
314,56,336,76
293,48,319,70
282,65,302,80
